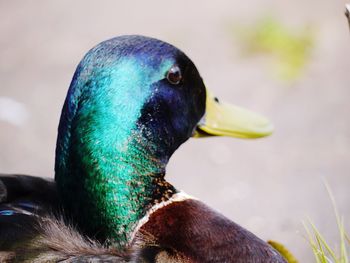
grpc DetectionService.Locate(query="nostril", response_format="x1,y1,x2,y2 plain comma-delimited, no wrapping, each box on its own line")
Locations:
214,97,220,103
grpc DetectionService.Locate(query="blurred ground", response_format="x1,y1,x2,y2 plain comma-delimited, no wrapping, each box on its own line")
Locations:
0,1,349,261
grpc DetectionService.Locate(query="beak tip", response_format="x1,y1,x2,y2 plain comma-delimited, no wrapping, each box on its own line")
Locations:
240,121,274,139
257,122,274,138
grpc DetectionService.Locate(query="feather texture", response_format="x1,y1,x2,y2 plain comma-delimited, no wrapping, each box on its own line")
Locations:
0,175,188,262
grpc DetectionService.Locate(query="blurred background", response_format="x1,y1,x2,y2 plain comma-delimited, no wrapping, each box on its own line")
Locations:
0,0,349,261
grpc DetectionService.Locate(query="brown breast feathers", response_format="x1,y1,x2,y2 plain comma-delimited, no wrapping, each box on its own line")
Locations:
139,199,286,263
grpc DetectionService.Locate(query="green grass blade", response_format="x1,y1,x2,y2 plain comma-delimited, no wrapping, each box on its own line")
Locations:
324,181,348,263
305,181,349,263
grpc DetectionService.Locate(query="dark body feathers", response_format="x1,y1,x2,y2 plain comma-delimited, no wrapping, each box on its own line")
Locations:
0,174,286,262
0,175,132,262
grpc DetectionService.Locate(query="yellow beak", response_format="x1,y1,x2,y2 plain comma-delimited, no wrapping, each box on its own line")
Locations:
193,90,274,139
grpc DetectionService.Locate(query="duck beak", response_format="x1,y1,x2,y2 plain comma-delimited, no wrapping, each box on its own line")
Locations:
193,90,274,138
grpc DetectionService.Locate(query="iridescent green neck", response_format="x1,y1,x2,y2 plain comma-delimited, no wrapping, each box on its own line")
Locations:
55,58,176,246
68,127,175,246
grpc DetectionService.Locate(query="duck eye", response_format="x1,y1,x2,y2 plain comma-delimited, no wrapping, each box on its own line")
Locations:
166,65,182,85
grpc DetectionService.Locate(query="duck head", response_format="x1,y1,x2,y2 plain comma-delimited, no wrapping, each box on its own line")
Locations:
55,35,273,246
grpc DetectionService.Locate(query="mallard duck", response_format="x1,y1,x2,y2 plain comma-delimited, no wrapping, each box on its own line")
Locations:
0,35,286,262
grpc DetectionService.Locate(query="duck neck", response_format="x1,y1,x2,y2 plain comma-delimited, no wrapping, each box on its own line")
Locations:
54,64,179,246
56,123,176,246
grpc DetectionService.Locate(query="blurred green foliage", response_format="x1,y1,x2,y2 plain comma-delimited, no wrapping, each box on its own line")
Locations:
232,16,314,81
